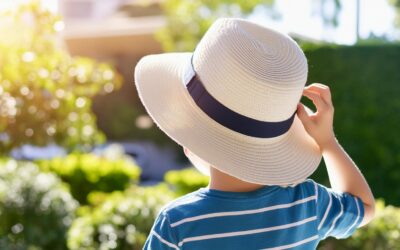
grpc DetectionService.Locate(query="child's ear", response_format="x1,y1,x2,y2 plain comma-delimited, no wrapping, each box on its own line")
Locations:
183,147,189,156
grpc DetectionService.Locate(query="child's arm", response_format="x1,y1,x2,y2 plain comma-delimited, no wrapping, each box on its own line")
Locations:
297,83,375,227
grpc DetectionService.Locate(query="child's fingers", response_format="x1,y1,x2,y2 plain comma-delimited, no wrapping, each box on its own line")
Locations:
303,89,328,111
305,84,332,105
297,103,313,128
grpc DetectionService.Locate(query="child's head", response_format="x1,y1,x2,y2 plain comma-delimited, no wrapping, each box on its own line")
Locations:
135,18,322,186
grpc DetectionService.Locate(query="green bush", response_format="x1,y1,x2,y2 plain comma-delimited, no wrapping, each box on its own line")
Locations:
165,168,209,196
319,200,400,250
304,45,400,206
67,185,174,250
0,159,78,249
37,149,141,204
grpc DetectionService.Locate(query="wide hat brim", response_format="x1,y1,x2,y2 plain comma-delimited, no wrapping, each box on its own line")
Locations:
135,52,322,186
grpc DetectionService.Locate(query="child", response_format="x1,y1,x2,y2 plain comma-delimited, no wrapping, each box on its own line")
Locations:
135,18,375,250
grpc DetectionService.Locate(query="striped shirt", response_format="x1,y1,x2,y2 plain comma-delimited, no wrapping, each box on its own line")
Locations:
144,179,364,250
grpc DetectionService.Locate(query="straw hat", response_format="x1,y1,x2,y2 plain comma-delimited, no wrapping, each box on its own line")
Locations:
134,18,321,185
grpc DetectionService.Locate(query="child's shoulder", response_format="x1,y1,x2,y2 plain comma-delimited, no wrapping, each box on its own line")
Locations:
163,189,204,209
158,189,207,221
158,180,322,220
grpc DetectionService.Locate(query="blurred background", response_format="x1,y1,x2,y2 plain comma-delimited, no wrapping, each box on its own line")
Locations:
0,0,399,249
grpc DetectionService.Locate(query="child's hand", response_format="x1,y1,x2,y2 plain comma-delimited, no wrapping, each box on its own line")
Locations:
299,85,376,228
297,83,336,152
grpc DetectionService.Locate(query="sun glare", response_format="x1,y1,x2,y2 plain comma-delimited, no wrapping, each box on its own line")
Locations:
0,0,58,13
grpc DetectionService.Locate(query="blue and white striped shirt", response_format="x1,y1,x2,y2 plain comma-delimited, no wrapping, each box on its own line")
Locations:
144,179,364,250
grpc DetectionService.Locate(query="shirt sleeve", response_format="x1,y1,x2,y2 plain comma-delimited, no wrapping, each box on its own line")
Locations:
143,212,180,250
314,182,364,240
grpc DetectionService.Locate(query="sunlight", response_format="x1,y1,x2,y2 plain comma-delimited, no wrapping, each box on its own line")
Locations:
0,0,58,13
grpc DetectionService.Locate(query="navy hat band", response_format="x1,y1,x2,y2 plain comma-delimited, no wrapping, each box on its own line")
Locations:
186,75,296,138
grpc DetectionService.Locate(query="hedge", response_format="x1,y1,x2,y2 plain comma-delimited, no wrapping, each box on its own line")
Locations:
67,185,174,250
0,158,173,250
36,152,141,204
304,45,400,206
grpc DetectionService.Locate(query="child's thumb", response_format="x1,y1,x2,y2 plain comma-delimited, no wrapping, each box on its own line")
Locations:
297,103,312,128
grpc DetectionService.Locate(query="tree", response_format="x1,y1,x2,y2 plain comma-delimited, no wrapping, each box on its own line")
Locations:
157,0,343,52
157,0,275,52
0,1,122,154
388,0,400,29
315,0,342,28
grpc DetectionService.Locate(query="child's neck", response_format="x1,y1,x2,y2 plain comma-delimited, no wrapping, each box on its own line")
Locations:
208,167,265,192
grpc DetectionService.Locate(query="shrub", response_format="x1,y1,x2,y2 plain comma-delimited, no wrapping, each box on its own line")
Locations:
305,45,400,205
319,200,400,250
0,1,121,154
165,167,209,196
0,159,78,249
67,185,174,250
37,150,141,204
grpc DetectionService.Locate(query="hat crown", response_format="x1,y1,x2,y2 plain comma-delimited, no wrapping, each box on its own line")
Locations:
192,18,308,122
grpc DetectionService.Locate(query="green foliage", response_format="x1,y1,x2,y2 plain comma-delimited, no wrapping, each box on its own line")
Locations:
357,33,393,45
388,0,400,27
305,45,400,206
165,168,209,196
157,0,346,52
318,0,342,27
0,159,78,249
37,149,141,204
67,185,174,250
92,94,174,146
319,200,400,250
0,1,122,154
158,0,274,51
